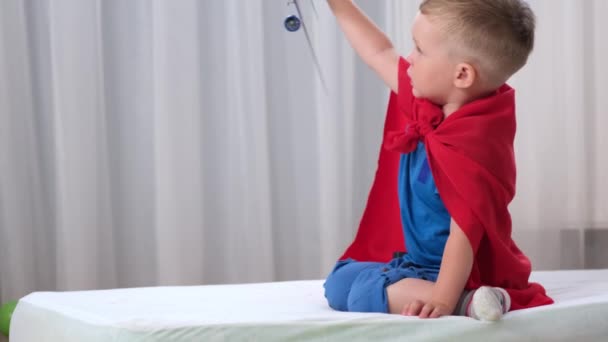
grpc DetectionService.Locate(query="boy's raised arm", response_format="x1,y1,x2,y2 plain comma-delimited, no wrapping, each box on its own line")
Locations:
327,0,399,93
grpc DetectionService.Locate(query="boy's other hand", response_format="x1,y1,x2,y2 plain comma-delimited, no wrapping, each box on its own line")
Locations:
401,299,453,319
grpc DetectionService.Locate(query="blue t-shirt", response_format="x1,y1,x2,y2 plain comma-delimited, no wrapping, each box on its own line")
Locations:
398,142,451,271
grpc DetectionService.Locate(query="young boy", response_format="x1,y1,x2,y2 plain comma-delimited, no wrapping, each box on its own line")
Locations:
323,0,553,321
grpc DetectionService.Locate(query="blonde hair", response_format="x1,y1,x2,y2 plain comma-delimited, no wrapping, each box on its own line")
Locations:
419,0,536,86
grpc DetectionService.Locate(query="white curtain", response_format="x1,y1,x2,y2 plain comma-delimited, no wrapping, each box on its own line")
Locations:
1,0,606,303
508,0,608,268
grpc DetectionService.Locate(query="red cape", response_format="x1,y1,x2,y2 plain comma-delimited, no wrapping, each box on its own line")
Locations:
340,58,553,310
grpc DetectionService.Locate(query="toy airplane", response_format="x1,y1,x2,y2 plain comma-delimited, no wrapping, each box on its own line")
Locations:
285,0,328,92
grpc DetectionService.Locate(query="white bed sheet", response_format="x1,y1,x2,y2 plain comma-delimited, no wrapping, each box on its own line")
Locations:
10,269,608,341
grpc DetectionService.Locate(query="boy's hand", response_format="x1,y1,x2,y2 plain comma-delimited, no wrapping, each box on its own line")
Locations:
401,299,453,319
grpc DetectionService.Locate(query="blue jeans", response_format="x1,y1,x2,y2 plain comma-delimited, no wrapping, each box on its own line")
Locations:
323,257,438,313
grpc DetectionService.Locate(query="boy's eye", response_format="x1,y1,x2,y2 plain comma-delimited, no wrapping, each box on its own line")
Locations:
416,45,422,53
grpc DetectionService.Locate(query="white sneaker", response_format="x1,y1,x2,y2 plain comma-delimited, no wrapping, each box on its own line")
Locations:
469,286,511,321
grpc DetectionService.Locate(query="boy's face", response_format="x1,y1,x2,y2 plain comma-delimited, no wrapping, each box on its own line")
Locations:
406,13,456,105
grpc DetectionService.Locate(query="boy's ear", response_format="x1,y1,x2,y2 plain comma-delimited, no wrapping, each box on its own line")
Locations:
453,62,476,89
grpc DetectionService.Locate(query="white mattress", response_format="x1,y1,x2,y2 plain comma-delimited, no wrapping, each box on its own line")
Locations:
10,269,608,341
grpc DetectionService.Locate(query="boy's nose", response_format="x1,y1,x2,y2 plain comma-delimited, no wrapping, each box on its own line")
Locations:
405,52,414,64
